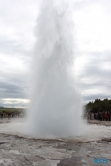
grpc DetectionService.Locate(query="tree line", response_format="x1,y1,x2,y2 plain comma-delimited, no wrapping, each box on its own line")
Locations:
85,99,111,113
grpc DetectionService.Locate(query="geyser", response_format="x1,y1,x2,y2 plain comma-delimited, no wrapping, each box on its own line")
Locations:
27,0,86,137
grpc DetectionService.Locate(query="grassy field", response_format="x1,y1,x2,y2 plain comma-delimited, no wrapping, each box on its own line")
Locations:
0,108,25,115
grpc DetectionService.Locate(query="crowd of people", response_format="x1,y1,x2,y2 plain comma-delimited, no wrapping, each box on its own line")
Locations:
86,111,111,121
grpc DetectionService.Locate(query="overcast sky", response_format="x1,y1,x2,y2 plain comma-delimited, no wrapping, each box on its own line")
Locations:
0,0,111,107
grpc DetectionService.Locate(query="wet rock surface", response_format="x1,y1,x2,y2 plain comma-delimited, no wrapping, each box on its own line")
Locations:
0,133,111,166
0,120,111,165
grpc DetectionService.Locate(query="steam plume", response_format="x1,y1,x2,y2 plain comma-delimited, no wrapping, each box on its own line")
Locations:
26,0,86,137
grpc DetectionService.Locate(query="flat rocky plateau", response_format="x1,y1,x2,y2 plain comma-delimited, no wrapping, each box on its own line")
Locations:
0,120,111,166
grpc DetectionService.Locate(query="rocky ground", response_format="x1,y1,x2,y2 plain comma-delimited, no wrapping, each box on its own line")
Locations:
0,120,111,166
88,120,111,126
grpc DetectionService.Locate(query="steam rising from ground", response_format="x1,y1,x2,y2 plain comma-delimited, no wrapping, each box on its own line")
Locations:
26,0,87,137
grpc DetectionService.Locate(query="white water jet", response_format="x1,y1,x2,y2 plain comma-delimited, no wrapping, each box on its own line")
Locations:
26,0,87,137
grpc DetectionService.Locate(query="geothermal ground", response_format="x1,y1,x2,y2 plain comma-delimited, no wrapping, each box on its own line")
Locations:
0,120,111,166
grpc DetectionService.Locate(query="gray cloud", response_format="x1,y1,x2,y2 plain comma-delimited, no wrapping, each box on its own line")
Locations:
0,37,29,56
0,81,25,98
77,51,111,102
0,0,111,107
83,94,111,103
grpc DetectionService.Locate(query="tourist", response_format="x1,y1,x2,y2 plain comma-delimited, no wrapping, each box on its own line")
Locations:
103,112,108,121
94,113,96,120
108,111,110,121
91,113,94,120
100,112,103,121
97,112,101,120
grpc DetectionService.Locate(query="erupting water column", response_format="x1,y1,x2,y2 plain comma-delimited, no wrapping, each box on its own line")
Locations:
27,0,85,137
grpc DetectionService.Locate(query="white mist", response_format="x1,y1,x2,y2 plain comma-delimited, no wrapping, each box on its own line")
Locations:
26,0,86,137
